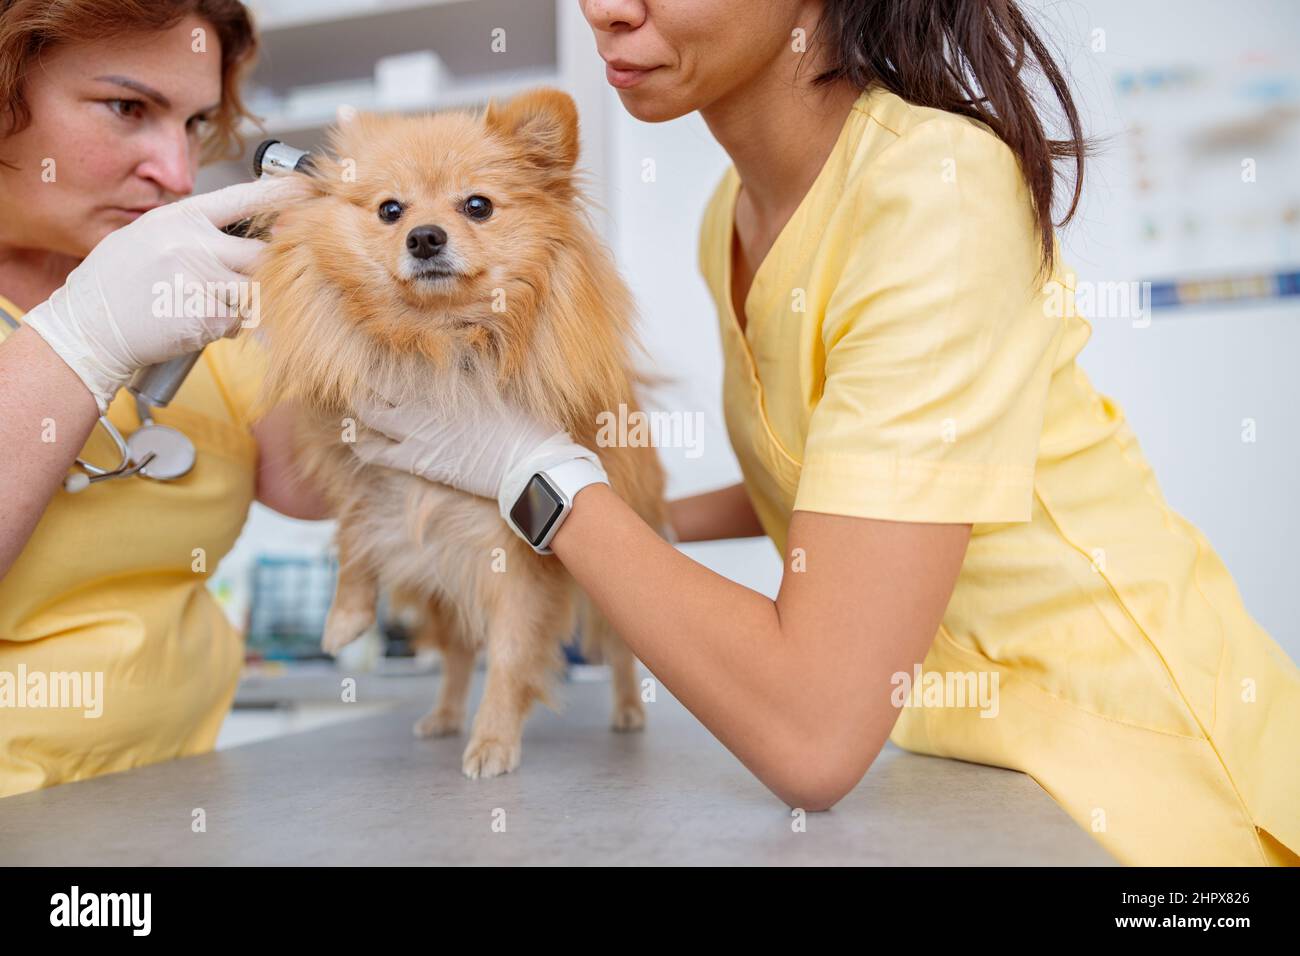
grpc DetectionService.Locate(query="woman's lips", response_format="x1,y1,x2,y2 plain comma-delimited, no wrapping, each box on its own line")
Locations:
605,61,660,90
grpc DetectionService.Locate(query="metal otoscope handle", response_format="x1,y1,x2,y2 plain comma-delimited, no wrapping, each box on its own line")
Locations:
125,139,314,409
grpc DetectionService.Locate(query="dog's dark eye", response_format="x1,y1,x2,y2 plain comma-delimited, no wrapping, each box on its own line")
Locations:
462,195,493,221
377,199,404,223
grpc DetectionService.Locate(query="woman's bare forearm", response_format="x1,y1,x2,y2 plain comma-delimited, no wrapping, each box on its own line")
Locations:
550,481,971,810
553,483,868,811
668,481,765,542
0,325,99,579
552,482,807,799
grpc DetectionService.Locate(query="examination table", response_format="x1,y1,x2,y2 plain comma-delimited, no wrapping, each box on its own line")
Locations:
0,670,1115,865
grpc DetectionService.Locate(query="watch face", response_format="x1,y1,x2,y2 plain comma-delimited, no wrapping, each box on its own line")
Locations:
510,474,565,547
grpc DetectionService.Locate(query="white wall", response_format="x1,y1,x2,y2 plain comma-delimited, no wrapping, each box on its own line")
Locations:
604,104,785,598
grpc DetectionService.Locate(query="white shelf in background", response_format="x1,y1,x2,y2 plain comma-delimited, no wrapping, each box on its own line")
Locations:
251,0,469,35
248,0,557,93
245,66,561,138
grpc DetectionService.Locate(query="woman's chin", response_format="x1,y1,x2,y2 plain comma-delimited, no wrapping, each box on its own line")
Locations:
616,87,694,124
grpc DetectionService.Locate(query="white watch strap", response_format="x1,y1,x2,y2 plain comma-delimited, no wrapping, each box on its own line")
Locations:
542,456,609,502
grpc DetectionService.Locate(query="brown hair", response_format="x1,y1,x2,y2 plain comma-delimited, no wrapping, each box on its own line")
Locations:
0,0,258,164
809,0,1087,274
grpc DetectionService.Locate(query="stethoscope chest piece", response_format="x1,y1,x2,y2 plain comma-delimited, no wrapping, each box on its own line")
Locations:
127,424,195,481
61,395,198,492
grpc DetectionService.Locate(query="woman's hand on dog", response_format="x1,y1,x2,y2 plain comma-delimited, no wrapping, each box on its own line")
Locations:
348,389,607,519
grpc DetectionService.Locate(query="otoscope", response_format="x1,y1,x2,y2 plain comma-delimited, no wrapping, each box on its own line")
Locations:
64,140,312,491
124,140,314,408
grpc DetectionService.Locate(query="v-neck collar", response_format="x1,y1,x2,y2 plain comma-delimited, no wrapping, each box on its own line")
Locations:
721,87,869,350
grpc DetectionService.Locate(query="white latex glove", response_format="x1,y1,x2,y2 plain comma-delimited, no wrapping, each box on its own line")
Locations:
348,389,608,524
21,177,303,414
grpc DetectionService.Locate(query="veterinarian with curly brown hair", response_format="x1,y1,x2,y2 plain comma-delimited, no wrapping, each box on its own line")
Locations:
0,0,327,798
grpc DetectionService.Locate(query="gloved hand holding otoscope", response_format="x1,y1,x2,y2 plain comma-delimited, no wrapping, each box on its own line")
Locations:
18,141,311,491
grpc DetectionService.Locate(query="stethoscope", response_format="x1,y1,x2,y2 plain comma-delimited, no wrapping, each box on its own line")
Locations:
0,305,196,492
70,398,196,492
1,139,312,494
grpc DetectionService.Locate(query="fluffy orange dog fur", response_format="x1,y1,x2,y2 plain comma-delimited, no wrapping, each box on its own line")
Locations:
250,89,667,778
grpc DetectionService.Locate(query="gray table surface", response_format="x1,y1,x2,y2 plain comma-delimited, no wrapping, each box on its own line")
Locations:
0,671,1115,865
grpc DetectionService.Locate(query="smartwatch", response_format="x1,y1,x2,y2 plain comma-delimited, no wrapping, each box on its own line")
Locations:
505,457,609,555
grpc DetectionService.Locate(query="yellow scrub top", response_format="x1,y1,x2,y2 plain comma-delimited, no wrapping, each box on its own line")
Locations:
0,294,270,798
699,86,1300,866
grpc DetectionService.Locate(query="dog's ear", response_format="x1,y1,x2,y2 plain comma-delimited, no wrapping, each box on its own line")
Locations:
485,87,580,173
244,169,320,238
316,111,384,194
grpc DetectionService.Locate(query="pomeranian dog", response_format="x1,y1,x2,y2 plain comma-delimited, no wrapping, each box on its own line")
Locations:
250,89,668,778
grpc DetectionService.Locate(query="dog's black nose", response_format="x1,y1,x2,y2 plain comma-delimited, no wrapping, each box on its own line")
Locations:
406,224,447,260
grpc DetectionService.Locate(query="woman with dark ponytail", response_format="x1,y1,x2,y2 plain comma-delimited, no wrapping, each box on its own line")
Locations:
357,1,1298,865
809,0,1089,272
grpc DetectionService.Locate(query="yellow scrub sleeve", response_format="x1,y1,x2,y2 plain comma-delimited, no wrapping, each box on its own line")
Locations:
0,295,270,798
699,86,1300,866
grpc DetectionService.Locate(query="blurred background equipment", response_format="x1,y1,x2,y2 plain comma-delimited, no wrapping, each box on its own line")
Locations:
1113,55,1300,308
244,553,338,660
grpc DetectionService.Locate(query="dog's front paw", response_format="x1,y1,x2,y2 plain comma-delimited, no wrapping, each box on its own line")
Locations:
321,606,374,655
610,701,646,732
413,707,464,738
461,736,521,779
